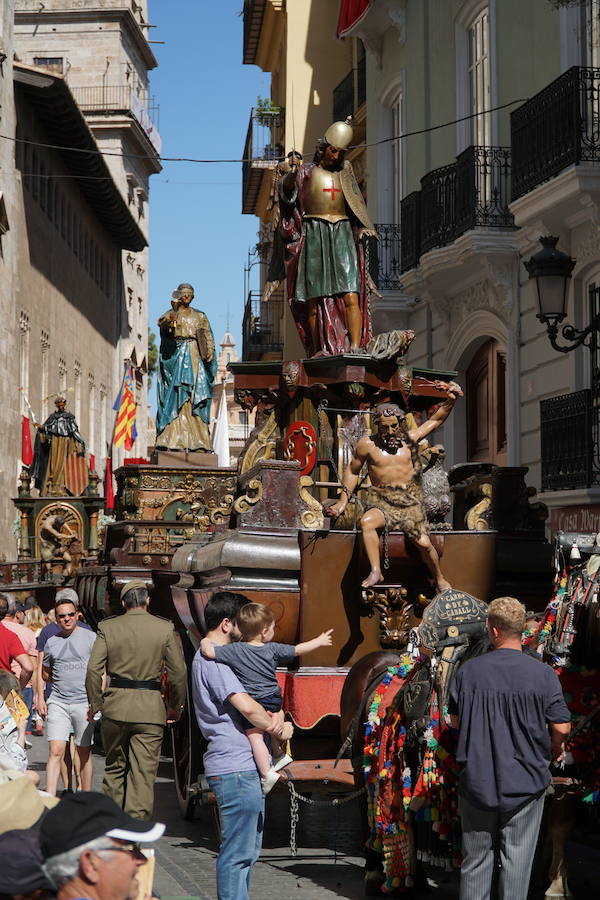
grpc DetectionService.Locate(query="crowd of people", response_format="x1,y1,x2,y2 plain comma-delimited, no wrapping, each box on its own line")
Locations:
0,585,572,900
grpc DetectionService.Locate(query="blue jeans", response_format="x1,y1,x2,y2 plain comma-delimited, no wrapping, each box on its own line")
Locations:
207,770,264,900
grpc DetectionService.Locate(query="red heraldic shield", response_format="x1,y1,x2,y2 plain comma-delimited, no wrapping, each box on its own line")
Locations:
65,453,89,497
283,421,317,476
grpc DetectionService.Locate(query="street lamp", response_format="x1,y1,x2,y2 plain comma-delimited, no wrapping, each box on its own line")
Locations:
524,235,598,353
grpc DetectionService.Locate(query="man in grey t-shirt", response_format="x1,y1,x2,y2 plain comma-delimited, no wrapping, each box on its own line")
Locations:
192,592,293,900
42,597,96,795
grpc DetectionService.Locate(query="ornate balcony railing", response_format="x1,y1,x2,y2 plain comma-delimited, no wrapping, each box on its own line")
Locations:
400,191,421,273
242,290,284,360
540,390,600,490
367,224,402,291
511,66,600,201
400,146,514,270
242,107,285,214
421,161,458,255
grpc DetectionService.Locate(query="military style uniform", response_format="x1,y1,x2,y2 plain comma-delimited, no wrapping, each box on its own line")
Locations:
86,607,186,819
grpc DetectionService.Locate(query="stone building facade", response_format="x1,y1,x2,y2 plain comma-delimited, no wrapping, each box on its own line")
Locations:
0,0,147,555
14,0,161,462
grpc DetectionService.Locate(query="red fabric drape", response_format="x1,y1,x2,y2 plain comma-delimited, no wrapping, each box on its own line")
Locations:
21,416,33,466
337,0,372,38
104,457,114,511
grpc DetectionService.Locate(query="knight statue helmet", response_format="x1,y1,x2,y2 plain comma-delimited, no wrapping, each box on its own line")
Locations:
172,282,194,301
324,116,353,151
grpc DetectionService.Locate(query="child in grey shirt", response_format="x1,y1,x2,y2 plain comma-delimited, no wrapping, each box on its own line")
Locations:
200,602,332,793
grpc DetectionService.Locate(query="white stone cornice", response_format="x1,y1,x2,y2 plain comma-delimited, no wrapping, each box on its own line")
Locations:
510,164,600,232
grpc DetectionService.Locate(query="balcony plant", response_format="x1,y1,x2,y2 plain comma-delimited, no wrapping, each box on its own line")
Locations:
255,96,281,124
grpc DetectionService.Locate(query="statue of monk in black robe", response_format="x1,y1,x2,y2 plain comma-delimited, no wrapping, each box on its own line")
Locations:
31,397,85,496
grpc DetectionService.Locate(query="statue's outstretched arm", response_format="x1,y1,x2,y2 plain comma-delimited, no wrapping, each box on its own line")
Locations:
410,381,463,442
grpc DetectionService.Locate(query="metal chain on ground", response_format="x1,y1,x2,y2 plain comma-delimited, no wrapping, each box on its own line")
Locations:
287,781,366,858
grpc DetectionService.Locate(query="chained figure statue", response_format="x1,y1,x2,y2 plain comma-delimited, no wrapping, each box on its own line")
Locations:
328,384,463,589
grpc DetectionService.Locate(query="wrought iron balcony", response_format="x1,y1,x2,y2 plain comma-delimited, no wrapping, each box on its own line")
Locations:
242,290,284,360
511,66,600,201
333,56,366,123
400,146,515,271
242,107,285,215
367,224,402,291
540,389,600,490
71,86,160,152
400,192,421,274
333,71,354,122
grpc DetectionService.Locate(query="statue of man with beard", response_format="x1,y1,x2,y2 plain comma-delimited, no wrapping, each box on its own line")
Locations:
328,383,463,589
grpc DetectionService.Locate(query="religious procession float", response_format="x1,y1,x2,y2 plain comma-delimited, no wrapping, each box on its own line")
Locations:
2,117,596,899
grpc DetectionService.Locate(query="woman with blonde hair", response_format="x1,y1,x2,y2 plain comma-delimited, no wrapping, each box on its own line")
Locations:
24,605,45,637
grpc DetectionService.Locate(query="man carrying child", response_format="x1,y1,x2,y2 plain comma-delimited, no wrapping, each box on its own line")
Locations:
200,600,332,792
191,592,294,900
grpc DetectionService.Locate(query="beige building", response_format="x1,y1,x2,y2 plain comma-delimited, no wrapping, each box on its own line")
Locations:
243,0,600,529
0,0,149,554
14,0,161,461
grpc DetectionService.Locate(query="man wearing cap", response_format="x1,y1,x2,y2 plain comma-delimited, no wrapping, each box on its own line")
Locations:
0,829,53,900
278,117,376,356
86,580,186,819
39,791,164,900
43,595,96,795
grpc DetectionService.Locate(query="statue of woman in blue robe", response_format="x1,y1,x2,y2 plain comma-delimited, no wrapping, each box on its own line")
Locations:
155,283,217,451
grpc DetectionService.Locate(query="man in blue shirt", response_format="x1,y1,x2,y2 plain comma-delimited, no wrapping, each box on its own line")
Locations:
192,591,293,900
449,596,570,900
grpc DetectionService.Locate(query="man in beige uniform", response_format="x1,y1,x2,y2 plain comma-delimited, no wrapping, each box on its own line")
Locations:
86,580,186,819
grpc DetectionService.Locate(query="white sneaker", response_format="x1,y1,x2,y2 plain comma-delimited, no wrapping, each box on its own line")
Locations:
261,767,282,795
272,753,293,772
24,738,32,750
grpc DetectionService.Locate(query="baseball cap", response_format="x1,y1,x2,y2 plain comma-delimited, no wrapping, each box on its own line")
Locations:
0,777,59,835
39,792,165,859
0,829,53,893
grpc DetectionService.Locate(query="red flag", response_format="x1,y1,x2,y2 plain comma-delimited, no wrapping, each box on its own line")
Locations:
89,453,96,472
22,416,33,466
105,457,114,511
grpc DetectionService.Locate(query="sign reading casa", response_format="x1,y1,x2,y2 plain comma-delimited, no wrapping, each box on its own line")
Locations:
549,505,600,536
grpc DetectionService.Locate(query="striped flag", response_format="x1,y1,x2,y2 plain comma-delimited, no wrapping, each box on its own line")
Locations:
113,366,138,450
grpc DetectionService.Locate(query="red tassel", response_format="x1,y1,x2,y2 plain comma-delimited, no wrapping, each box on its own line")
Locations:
22,416,33,466
104,457,114,511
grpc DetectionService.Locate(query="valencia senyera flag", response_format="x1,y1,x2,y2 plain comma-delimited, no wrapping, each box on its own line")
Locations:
113,366,138,450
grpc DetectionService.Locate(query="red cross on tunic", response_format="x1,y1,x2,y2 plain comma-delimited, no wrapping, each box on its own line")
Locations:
322,180,342,200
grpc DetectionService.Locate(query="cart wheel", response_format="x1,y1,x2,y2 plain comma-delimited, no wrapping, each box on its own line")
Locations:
171,634,203,820
171,690,201,819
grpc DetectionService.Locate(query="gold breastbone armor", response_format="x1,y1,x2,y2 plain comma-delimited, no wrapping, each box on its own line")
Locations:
304,167,348,221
